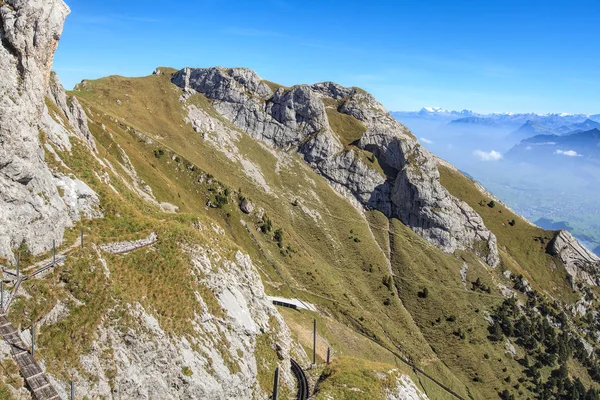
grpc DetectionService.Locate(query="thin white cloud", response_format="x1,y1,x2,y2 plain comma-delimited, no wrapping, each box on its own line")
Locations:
76,14,161,24
473,150,502,161
555,149,582,157
223,27,287,38
420,137,433,144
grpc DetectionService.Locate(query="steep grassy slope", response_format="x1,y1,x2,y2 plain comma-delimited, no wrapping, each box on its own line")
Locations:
67,70,473,398
438,165,575,301
43,68,600,399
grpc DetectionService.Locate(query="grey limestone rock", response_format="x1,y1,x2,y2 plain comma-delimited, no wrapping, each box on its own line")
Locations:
45,71,97,151
549,230,600,285
0,0,72,264
99,232,158,255
173,68,500,265
240,198,255,214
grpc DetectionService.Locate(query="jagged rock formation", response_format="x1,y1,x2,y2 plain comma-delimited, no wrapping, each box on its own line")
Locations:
172,67,500,266
45,71,97,151
548,230,600,285
0,0,73,264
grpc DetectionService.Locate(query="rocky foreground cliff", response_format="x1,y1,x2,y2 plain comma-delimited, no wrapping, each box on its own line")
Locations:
3,0,600,399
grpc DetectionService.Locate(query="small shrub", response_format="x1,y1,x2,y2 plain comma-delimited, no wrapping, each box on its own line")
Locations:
260,216,272,233
16,239,33,265
453,328,466,340
508,219,516,226
153,148,165,158
382,275,393,290
181,366,193,376
214,192,228,208
274,228,284,248
487,200,496,208
417,288,429,298
446,315,456,322
383,298,391,306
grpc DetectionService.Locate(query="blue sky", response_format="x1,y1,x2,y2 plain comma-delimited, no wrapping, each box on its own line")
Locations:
54,0,600,114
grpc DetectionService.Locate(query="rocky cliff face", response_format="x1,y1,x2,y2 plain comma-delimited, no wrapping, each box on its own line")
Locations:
45,71,97,151
549,230,600,286
0,0,73,264
172,67,500,266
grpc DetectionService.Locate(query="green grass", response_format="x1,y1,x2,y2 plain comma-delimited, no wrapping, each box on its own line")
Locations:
438,165,576,301
262,80,287,93
47,69,594,398
314,357,411,400
67,71,476,395
325,109,366,147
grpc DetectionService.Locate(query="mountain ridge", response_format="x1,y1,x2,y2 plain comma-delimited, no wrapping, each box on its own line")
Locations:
393,108,600,130
3,2,600,398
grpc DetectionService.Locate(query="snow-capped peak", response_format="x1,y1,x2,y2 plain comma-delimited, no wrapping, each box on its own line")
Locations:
421,107,449,113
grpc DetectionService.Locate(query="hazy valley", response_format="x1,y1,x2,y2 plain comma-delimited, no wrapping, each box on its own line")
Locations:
395,110,600,257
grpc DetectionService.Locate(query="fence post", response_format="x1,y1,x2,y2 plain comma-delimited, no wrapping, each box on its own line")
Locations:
1,280,4,312
272,366,279,400
30,324,35,357
80,227,84,248
327,347,331,364
71,381,74,400
52,239,56,264
16,253,19,279
313,318,317,365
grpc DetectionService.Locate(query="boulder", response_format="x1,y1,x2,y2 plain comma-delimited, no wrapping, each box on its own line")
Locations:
240,198,254,214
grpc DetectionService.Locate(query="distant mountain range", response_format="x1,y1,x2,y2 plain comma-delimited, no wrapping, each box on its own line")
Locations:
508,119,600,143
392,108,600,129
505,128,600,165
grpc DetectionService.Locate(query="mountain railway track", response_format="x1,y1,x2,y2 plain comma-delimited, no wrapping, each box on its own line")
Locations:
0,314,60,399
245,224,468,400
291,359,309,400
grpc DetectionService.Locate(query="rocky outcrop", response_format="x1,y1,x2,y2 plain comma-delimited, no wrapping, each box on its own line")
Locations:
173,67,342,157
548,230,600,285
240,198,255,214
45,71,97,151
54,172,102,220
61,248,294,399
0,0,73,264
99,232,158,254
385,375,429,400
172,68,500,265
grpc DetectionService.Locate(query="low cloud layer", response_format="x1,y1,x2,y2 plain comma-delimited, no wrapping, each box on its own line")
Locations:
555,149,582,157
420,137,434,144
474,150,502,161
